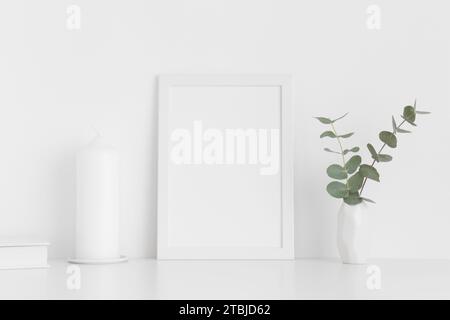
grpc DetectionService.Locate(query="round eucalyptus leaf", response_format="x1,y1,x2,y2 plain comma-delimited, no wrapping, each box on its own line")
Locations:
342,147,359,155
315,117,333,124
326,164,347,180
345,155,362,174
339,132,354,139
377,154,393,162
359,164,380,182
379,131,397,148
320,131,337,138
323,148,340,154
347,172,363,192
326,181,349,198
403,105,416,124
367,143,379,161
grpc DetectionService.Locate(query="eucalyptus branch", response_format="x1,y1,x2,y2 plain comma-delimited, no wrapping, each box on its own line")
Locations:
315,100,430,205
330,123,348,186
315,113,361,204
359,119,406,195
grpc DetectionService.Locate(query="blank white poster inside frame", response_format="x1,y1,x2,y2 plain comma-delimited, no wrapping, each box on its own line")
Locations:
157,75,294,259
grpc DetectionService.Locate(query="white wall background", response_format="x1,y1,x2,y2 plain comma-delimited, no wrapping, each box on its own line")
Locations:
0,0,448,259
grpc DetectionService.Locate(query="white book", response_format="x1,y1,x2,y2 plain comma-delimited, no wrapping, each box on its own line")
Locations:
0,240,50,270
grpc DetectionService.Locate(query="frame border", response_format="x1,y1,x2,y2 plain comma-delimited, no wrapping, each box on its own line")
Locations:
157,75,294,260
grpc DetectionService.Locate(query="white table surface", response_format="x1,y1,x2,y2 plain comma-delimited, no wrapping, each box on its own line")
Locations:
0,259,449,299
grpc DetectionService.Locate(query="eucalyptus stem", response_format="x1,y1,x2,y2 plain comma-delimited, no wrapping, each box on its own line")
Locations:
360,118,407,195
331,123,348,186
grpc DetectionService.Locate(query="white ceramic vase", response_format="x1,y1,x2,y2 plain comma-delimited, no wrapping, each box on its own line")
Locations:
337,201,370,264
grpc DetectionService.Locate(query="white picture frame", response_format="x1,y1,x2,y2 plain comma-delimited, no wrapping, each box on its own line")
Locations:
157,75,294,259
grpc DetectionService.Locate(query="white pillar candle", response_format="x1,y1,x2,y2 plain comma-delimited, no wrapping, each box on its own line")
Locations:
75,135,120,260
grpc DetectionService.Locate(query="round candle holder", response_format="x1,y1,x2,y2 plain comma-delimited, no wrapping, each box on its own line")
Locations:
68,255,128,265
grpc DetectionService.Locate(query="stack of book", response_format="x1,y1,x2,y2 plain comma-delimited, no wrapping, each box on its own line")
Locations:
0,240,50,270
